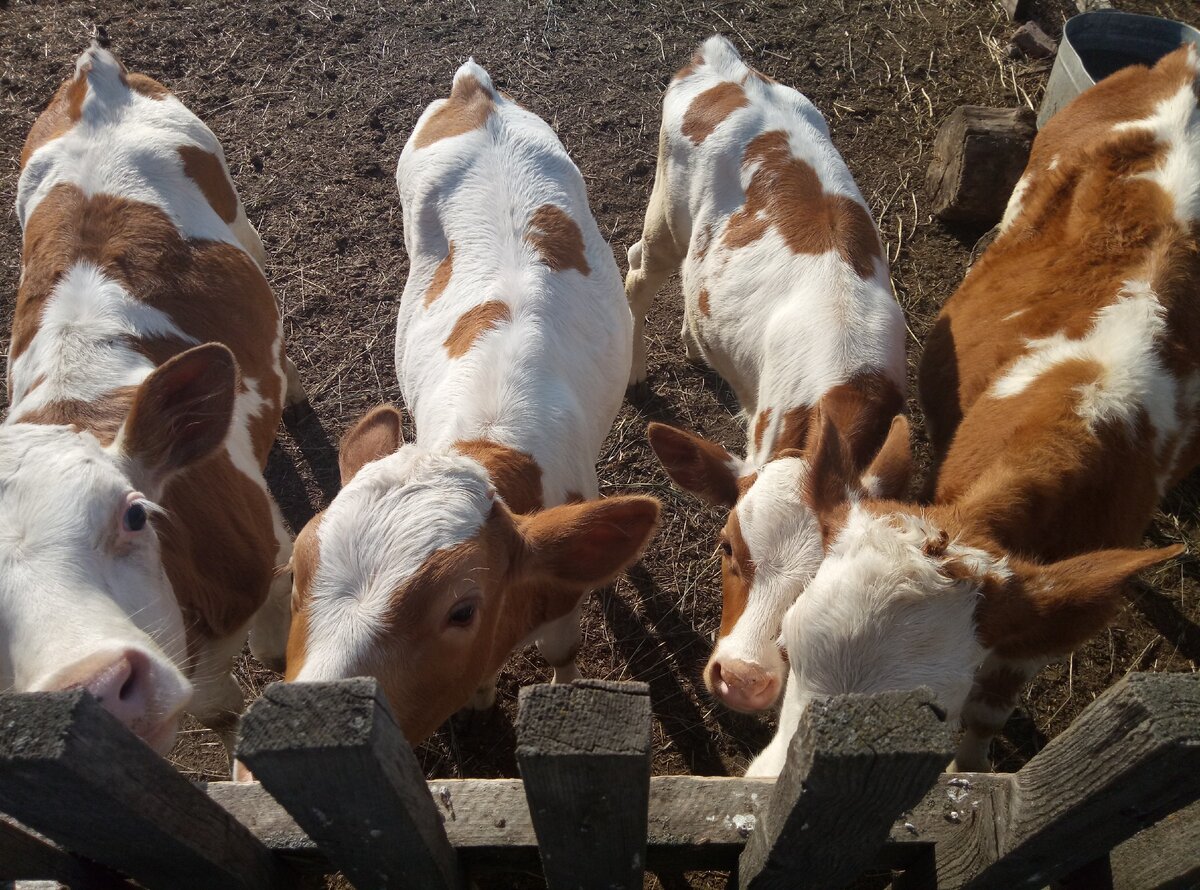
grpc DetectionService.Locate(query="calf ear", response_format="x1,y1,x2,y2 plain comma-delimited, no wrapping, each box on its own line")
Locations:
805,411,856,516
860,415,912,499
977,544,1185,658
516,495,661,588
339,405,403,486
647,422,741,507
119,343,236,490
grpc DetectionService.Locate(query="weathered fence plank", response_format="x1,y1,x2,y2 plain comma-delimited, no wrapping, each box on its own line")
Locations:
739,688,954,890
964,673,1200,890
1109,798,1200,890
0,816,133,888
516,680,652,889
237,678,462,890
0,690,283,890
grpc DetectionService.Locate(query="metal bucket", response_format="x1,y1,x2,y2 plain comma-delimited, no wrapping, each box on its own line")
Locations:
1037,10,1200,127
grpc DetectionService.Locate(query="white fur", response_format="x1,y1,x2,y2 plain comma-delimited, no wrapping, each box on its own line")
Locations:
1,46,286,750
630,36,905,691
300,60,631,686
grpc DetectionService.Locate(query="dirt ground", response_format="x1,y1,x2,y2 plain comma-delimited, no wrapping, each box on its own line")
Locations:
2,0,1199,873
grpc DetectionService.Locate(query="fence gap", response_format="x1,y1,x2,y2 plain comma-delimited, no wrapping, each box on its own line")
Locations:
739,687,953,889
0,690,283,890
237,678,462,890
516,680,652,890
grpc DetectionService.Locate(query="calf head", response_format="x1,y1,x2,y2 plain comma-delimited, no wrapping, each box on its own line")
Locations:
647,405,910,714
0,344,237,752
286,405,660,744
782,414,1183,722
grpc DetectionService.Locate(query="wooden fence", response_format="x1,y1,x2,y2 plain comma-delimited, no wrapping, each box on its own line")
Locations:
0,672,1196,889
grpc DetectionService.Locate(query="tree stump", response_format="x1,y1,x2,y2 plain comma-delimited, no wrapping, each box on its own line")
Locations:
926,106,1037,226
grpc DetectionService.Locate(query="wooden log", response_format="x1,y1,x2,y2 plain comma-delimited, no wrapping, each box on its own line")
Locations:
925,106,1037,225
236,678,462,890
739,688,954,890
516,680,652,889
0,817,133,888
964,673,1200,890
1010,22,1057,60
1108,798,1200,890
0,691,283,890
211,774,776,872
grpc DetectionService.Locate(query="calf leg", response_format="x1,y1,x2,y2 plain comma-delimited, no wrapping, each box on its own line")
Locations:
231,211,268,271
188,633,250,769
952,654,1042,772
248,496,294,674
283,355,307,409
626,137,685,397
537,598,584,685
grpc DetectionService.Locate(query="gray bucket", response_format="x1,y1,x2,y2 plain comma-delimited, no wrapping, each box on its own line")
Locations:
1037,10,1200,128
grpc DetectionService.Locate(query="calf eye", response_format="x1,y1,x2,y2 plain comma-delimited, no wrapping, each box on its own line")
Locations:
448,601,477,627
718,538,733,558
123,502,148,532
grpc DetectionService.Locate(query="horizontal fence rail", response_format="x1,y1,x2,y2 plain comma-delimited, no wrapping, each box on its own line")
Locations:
0,673,1196,889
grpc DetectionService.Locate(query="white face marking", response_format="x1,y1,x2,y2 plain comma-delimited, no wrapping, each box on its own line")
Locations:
0,425,190,716
714,457,823,676
990,284,1178,445
295,447,495,682
783,505,996,723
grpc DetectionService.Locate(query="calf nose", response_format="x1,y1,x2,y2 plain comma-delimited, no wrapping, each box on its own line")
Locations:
78,650,153,727
708,657,781,713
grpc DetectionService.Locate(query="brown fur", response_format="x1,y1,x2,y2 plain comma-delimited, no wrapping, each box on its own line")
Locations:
698,287,711,316
178,145,238,224
424,242,455,308
647,422,740,507
718,508,755,637
681,81,748,145
284,512,323,679
12,386,137,444
525,205,590,275
454,438,545,514
675,48,705,82
124,72,170,100
338,405,402,485
413,73,494,149
443,299,511,359
723,130,883,279
752,407,772,453
20,64,89,168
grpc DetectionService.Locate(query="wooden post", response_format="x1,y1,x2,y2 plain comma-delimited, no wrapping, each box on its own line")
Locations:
0,817,134,888
0,691,283,890
1109,798,1200,890
739,688,953,890
964,673,1200,890
236,678,462,890
516,680,652,890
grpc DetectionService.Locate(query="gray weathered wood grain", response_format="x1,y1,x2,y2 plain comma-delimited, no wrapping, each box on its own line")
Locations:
236,678,462,890
739,688,954,890
0,816,133,888
0,691,283,890
1109,798,1200,890
516,680,652,889
965,673,1200,890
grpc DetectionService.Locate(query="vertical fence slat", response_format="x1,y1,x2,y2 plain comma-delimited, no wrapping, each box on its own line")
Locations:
739,687,953,890
237,678,462,890
964,673,1200,890
517,680,652,890
0,817,134,888
0,691,283,890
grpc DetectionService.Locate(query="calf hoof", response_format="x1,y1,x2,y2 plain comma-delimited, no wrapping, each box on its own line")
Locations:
232,759,256,783
282,398,315,427
626,379,652,403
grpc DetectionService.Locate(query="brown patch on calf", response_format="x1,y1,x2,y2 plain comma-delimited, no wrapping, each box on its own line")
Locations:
815,371,905,471
698,288,711,316
284,512,323,680
526,205,590,275
413,73,494,149
681,81,749,145
12,386,137,445
674,48,706,82
424,243,455,307
124,72,170,100
773,405,817,458
443,300,511,359
718,509,756,638
694,224,714,262
723,130,883,279
20,65,90,168
753,408,772,454
454,438,544,514
736,473,758,498
15,185,283,468
178,145,238,223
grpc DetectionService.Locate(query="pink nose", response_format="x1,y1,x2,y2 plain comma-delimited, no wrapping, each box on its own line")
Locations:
74,651,154,727
707,657,781,713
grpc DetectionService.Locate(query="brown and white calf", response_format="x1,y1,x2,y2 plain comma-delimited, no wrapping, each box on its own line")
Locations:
627,35,908,720
2,46,303,756
763,45,1198,776
284,60,660,744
